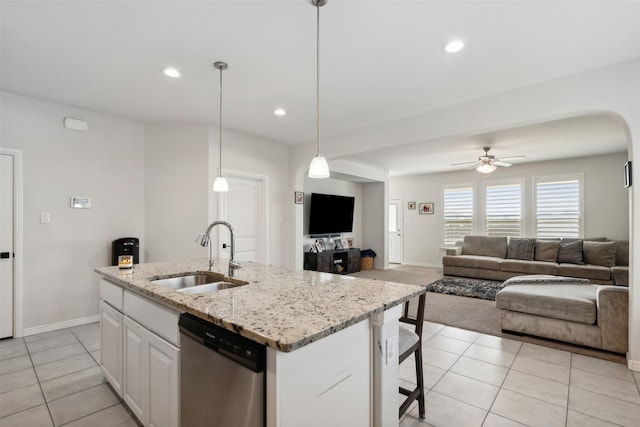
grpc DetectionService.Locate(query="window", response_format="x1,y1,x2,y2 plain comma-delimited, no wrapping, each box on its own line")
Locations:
443,186,473,246
535,176,583,238
485,183,522,237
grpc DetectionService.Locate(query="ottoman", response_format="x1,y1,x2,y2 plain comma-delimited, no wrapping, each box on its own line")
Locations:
495,276,628,353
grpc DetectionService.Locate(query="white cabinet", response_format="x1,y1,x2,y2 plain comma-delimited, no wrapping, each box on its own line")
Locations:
100,280,180,427
147,332,179,427
100,301,123,397
124,316,180,427
124,317,147,422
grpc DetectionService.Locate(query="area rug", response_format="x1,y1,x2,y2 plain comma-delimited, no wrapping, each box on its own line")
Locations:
425,276,504,300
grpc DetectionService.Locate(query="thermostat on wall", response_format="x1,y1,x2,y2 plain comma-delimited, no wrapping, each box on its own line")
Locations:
64,118,88,132
71,197,91,208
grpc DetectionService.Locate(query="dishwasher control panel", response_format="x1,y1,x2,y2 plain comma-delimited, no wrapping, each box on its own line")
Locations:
179,313,266,372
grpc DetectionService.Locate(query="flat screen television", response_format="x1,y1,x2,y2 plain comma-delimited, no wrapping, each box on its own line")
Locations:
308,193,355,235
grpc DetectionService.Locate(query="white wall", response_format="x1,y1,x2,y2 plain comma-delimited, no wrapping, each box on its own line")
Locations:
390,153,629,267
361,182,386,269
144,124,210,262
1,92,145,331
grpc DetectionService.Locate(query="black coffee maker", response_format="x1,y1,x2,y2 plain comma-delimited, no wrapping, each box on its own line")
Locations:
112,237,140,266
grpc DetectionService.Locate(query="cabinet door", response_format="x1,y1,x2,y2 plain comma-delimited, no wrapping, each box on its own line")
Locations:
124,317,148,424
147,332,180,427
317,252,332,272
348,250,361,273
100,301,123,397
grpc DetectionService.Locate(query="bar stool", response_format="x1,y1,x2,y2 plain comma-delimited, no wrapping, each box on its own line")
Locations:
398,293,426,419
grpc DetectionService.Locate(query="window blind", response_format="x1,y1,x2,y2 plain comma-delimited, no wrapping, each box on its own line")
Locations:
486,183,522,237
535,178,581,238
443,187,473,246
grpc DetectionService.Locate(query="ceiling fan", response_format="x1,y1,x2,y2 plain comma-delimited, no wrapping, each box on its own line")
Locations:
451,146,526,173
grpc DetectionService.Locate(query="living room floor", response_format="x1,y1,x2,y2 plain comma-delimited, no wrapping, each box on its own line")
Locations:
1,322,639,426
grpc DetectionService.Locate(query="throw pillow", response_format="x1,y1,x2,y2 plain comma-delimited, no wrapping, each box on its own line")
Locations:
557,240,584,264
615,240,629,266
534,240,561,262
507,238,536,261
583,241,617,267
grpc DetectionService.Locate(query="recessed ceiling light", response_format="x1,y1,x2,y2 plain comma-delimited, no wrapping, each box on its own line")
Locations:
163,67,181,78
443,40,465,53
274,108,287,116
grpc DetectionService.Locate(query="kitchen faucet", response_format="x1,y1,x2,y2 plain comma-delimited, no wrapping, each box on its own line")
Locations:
200,220,241,277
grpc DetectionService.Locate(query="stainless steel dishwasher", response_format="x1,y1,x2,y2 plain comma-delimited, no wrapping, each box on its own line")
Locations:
179,313,266,427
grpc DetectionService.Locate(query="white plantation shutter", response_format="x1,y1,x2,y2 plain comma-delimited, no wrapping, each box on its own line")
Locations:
535,177,582,238
443,186,473,246
486,183,522,237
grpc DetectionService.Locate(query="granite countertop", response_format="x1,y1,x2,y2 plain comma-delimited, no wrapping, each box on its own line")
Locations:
95,258,425,352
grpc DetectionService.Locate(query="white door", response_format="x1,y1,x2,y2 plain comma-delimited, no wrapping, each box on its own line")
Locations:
388,199,402,264
218,175,266,263
0,154,14,338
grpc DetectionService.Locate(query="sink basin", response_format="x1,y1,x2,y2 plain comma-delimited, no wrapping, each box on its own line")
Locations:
151,273,247,295
151,273,224,290
176,281,242,295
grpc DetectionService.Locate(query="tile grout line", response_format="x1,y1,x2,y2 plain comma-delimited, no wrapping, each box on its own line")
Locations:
24,329,58,427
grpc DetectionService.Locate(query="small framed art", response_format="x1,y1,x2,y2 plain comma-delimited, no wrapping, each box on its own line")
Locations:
408,201,416,210
419,202,434,215
295,191,304,204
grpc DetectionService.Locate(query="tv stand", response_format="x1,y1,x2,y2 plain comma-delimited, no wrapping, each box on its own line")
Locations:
304,248,361,274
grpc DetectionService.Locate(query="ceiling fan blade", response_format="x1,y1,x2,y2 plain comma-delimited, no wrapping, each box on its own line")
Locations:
493,160,512,167
465,163,481,170
496,155,526,161
451,160,481,166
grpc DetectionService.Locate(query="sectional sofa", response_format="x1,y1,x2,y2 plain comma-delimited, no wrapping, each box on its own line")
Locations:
442,235,629,286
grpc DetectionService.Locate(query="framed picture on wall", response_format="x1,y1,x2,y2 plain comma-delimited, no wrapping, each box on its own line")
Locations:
408,201,416,210
419,202,434,215
295,191,304,204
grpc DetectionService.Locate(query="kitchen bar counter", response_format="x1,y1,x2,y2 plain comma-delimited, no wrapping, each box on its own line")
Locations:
95,258,425,352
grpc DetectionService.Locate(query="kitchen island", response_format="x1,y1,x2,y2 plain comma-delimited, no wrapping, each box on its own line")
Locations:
96,258,426,427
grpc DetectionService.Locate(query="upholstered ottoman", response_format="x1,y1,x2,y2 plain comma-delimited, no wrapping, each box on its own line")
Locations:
495,275,628,353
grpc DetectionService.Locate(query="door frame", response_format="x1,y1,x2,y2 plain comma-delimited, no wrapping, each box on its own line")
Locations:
211,169,270,264
388,197,403,264
1,148,24,337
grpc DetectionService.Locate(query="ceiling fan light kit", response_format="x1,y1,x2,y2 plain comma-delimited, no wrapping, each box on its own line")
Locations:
451,146,525,174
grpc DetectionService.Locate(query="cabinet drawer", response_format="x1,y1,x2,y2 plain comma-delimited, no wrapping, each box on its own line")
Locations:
124,291,179,346
100,279,124,311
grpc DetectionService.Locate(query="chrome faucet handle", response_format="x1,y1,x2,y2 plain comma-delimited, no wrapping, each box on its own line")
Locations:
228,260,241,277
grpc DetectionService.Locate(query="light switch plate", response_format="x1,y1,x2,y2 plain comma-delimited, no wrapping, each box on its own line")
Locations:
386,336,396,364
70,197,91,208
40,212,51,224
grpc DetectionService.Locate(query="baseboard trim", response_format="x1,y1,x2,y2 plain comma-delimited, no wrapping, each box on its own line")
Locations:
400,261,443,269
627,353,640,372
22,315,100,337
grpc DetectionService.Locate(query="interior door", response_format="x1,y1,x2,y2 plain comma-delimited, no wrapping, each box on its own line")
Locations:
218,175,265,263
0,153,14,338
388,198,402,264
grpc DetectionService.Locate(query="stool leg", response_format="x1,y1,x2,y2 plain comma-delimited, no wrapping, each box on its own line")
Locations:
415,346,425,419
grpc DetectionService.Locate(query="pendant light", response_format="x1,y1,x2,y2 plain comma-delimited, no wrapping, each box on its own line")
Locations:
213,61,229,192
308,0,330,179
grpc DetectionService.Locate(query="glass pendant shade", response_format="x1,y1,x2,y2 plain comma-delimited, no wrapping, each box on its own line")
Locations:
213,175,229,192
308,155,330,178
477,163,497,174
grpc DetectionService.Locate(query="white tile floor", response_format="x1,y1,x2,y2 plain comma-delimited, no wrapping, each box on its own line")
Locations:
2,321,640,426
400,322,640,427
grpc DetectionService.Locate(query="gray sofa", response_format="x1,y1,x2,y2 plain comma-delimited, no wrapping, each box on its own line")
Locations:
443,235,629,286
495,276,628,354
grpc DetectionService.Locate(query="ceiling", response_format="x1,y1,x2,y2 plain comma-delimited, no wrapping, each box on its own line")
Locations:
2,1,638,175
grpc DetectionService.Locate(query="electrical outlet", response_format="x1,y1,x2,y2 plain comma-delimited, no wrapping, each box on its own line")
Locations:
40,212,51,224
386,336,396,364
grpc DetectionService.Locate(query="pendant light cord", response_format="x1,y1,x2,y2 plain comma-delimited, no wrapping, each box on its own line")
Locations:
316,2,321,157
219,66,223,176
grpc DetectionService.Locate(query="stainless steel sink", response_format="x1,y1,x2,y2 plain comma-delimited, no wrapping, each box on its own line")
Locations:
151,273,246,295
176,281,242,294
151,273,224,290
